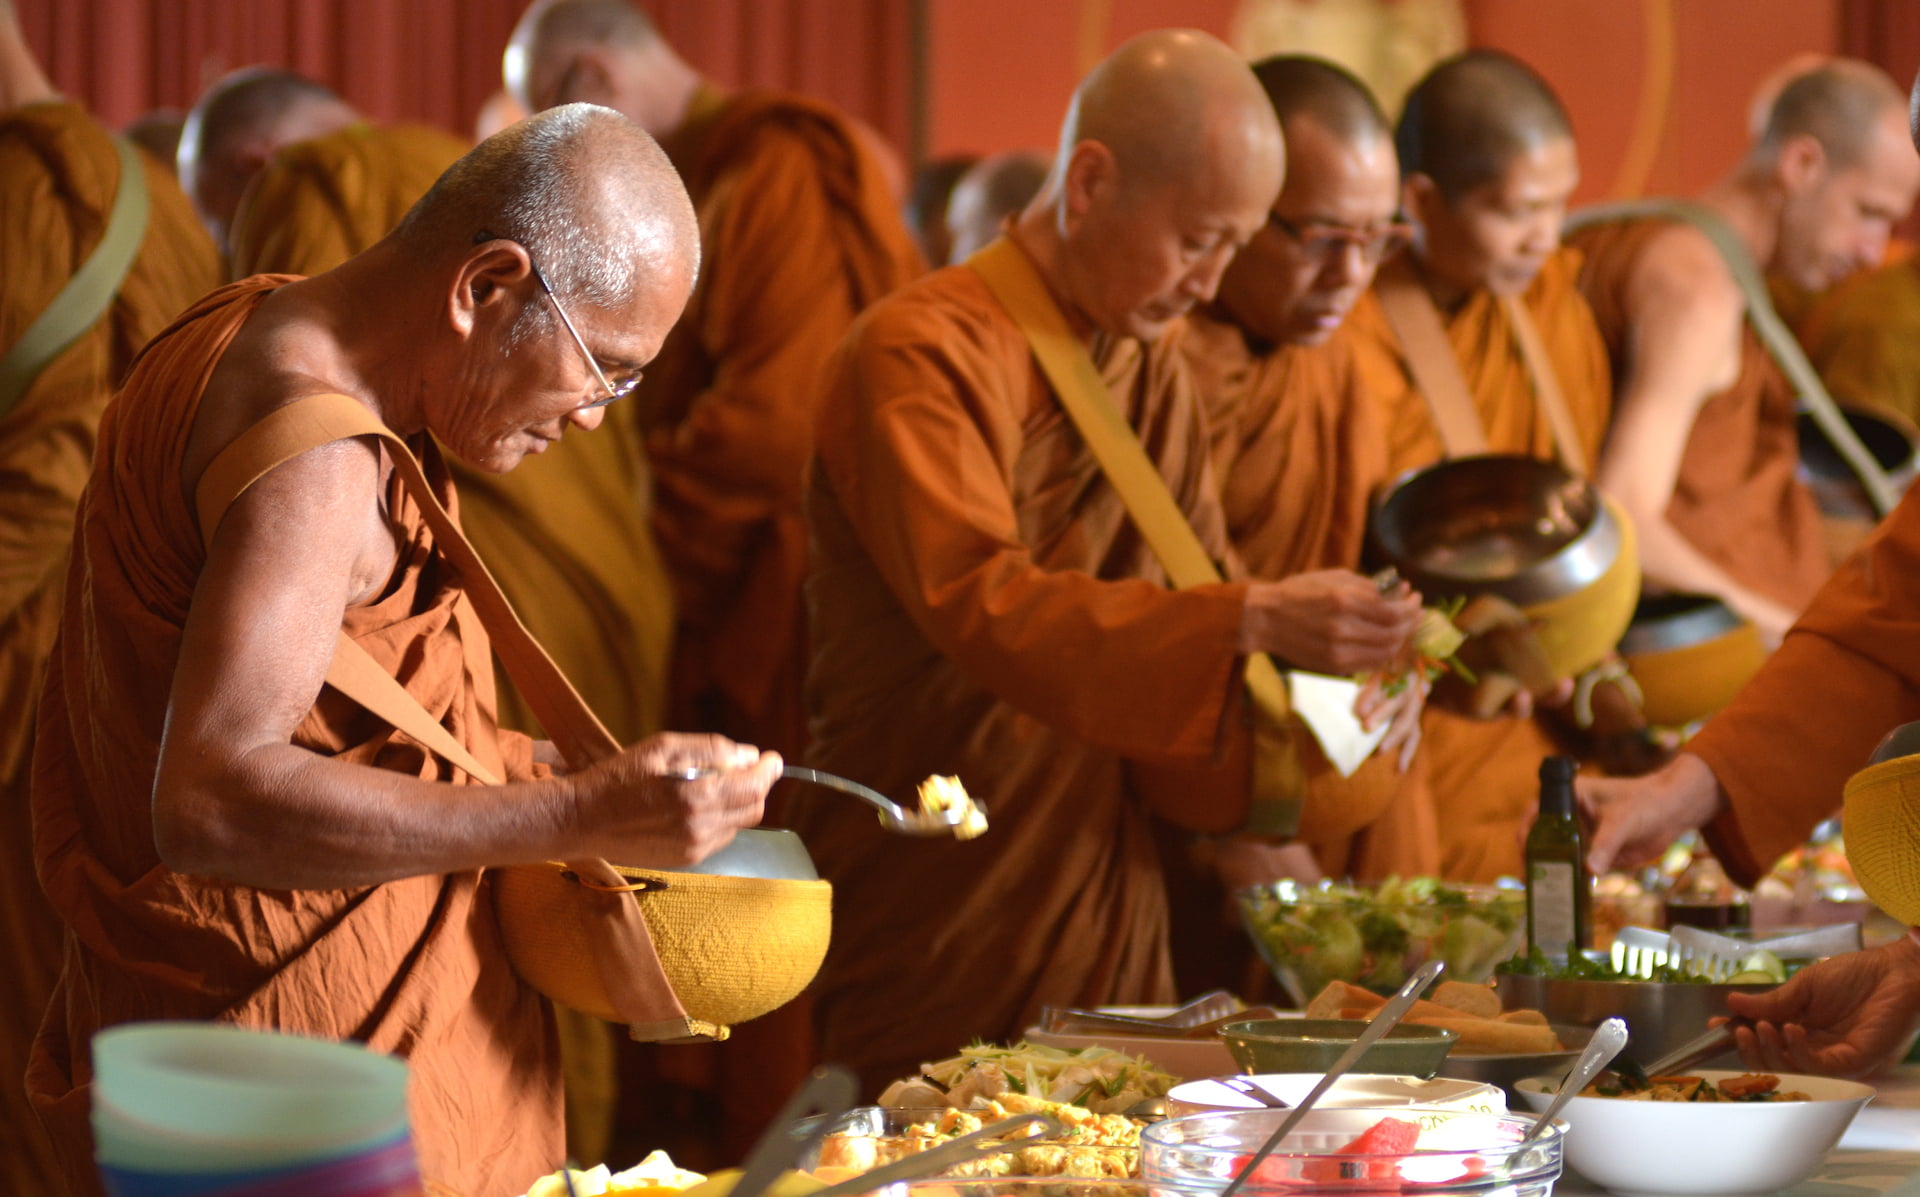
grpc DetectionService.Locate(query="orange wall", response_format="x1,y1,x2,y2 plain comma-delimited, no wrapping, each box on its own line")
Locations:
924,0,1846,204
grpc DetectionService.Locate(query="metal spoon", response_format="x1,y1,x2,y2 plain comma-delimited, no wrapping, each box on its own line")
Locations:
674,764,973,836
1219,959,1447,1197
1520,1016,1629,1145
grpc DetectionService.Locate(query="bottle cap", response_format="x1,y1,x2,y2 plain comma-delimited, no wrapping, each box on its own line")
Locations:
1539,755,1576,786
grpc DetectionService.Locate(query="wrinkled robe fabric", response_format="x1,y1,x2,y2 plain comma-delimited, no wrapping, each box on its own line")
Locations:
1344,248,1613,883
795,244,1254,1096
226,122,467,281
1687,491,1920,886
29,281,561,1197
1571,217,1831,613
1175,310,1436,882
0,99,220,1194
1796,256,1920,430
644,86,922,762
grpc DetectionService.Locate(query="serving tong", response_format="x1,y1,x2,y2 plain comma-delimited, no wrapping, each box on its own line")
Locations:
1609,923,1861,980
674,765,975,836
1039,990,1279,1039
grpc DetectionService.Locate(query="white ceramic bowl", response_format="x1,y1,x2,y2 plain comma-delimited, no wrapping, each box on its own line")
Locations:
1167,1073,1506,1119
1513,1069,1875,1196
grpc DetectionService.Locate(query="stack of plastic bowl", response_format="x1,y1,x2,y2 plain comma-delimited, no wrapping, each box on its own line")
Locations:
92,1022,420,1197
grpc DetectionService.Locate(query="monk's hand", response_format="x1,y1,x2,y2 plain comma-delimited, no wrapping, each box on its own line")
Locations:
576,733,780,868
1576,752,1724,874
1356,671,1427,771
1243,571,1422,677
1722,936,1920,1079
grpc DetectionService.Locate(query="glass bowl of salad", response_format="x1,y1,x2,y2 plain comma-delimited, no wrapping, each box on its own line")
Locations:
1236,879,1524,1007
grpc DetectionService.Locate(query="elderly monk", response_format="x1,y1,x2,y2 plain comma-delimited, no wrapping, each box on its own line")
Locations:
178,67,469,279
27,104,780,1196
1569,60,1920,645
1173,55,1423,882
506,0,922,763
1339,50,1609,883
944,150,1050,265
794,29,1424,1096
0,4,220,1188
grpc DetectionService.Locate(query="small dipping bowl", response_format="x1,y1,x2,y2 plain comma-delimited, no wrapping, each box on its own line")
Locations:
1219,1019,1458,1079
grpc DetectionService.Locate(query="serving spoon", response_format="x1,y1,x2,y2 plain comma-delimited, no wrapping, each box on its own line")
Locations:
1520,1016,1629,1145
674,764,973,836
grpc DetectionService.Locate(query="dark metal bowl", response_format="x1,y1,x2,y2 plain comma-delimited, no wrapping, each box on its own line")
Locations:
1494,974,1769,1068
1618,593,1744,656
1369,455,1623,607
1797,406,1920,521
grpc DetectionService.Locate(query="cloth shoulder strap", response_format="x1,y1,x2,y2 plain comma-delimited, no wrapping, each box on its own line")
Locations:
1500,294,1590,476
0,135,150,421
967,238,1304,836
1568,198,1896,516
1373,267,1490,459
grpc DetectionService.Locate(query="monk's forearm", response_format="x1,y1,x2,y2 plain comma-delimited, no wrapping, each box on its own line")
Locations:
1632,516,1795,642
153,743,583,889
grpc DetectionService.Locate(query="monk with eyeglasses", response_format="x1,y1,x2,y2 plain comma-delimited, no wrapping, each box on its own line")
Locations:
1341,50,1614,883
25,105,781,1196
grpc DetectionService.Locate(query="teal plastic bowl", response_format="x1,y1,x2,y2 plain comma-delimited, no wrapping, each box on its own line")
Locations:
1220,1019,1458,1079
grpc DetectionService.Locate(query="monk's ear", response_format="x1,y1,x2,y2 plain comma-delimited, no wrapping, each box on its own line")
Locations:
1776,133,1828,195
1060,140,1116,231
449,241,535,339
1401,172,1444,232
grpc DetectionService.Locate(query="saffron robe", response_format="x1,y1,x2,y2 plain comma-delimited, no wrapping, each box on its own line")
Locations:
226,122,468,280
1686,492,1920,886
644,86,922,760
0,100,220,1194
795,244,1256,1096
1796,255,1920,430
1343,248,1614,883
28,281,562,1197
1175,309,1437,881
1570,216,1831,613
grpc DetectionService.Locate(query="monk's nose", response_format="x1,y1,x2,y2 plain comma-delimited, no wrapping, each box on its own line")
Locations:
568,403,607,433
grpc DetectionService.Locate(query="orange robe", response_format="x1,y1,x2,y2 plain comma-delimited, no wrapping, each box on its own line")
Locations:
795,245,1260,1095
1344,248,1614,883
1687,491,1920,886
1176,310,1436,882
0,100,219,1193
1570,217,1831,613
226,122,468,280
1796,256,1920,430
29,281,561,1196
644,85,922,761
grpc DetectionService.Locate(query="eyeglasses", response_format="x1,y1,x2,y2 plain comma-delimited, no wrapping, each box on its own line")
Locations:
1269,213,1413,265
476,231,640,410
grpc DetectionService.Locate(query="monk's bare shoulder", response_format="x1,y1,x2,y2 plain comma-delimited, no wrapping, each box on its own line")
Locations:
1614,222,1744,396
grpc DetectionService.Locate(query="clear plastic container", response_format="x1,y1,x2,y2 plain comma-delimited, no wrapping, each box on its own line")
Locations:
1140,1107,1563,1196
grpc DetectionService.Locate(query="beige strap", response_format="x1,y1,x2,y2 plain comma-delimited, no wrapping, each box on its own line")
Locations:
327,632,501,784
1501,295,1590,476
1569,198,1896,517
967,238,1304,837
0,135,150,420
1373,266,1491,458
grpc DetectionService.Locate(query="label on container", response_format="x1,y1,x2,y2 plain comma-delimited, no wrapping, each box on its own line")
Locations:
1530,860,1577,960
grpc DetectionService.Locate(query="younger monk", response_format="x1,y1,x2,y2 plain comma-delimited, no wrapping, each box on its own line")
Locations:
506,0,923,761
1173,54,1423,881
795,30,1423,1096
1342,50,1610,882
0,4,220,1188
1569,60,1920,643
28,105,780,1196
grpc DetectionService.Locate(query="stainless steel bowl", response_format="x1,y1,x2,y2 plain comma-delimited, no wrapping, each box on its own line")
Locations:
1494,974,1770,1068
1434,1024,1592,1103
1369,455,1623,607
1618,593,1743,656
671,827,818,880
1797,406,1920,521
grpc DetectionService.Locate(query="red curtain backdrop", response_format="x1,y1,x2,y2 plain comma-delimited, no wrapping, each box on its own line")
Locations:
14,0,913,153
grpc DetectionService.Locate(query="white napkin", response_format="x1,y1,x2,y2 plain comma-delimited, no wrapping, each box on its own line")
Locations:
1287,672,1390,777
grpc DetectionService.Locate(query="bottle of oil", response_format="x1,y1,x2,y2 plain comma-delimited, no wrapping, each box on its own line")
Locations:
1526,755,1590,963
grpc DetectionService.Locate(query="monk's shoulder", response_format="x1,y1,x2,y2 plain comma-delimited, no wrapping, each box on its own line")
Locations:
1621,220,1742,316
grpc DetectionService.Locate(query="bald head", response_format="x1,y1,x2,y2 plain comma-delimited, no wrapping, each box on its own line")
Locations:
180,67,360,243
1751,58,1906,170
1396,50,1571,203
506,0,700,136
397,103,696,333
945,152,1048,264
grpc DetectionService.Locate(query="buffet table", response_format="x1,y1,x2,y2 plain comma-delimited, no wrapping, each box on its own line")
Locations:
1554,1065,1920,1195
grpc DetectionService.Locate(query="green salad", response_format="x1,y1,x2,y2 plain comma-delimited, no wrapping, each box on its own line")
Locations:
1496,945,1790,984
1237,877,1525,1001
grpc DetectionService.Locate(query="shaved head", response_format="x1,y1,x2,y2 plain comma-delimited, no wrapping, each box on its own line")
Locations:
945,151,1048,263
396,103,696,337
505,0,700,136
1752,58,1906,170
1396,50,1571,203
180,67,359,243
506,0,657,103
1252,54,1391,147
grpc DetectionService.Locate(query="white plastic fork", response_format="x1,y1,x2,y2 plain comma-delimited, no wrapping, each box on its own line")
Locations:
1609,925,1672,978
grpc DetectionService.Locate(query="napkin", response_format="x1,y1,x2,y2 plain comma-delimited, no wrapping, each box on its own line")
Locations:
1287,672,1390,777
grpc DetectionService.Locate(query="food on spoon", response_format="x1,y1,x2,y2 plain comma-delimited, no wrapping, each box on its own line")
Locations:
1580,1072,1811,1102
881,1042,1175,1115
917,774,988,839
523,1151,708,1197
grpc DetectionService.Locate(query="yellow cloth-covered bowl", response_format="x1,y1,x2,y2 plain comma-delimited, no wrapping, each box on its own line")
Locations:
1620,596,1765,728
1843,755,1920,926
1518,495,1640,680
494,862,832,1031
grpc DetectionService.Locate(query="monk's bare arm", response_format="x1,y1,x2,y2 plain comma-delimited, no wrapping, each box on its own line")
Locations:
155,435,775,889
1597,226,1797,640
